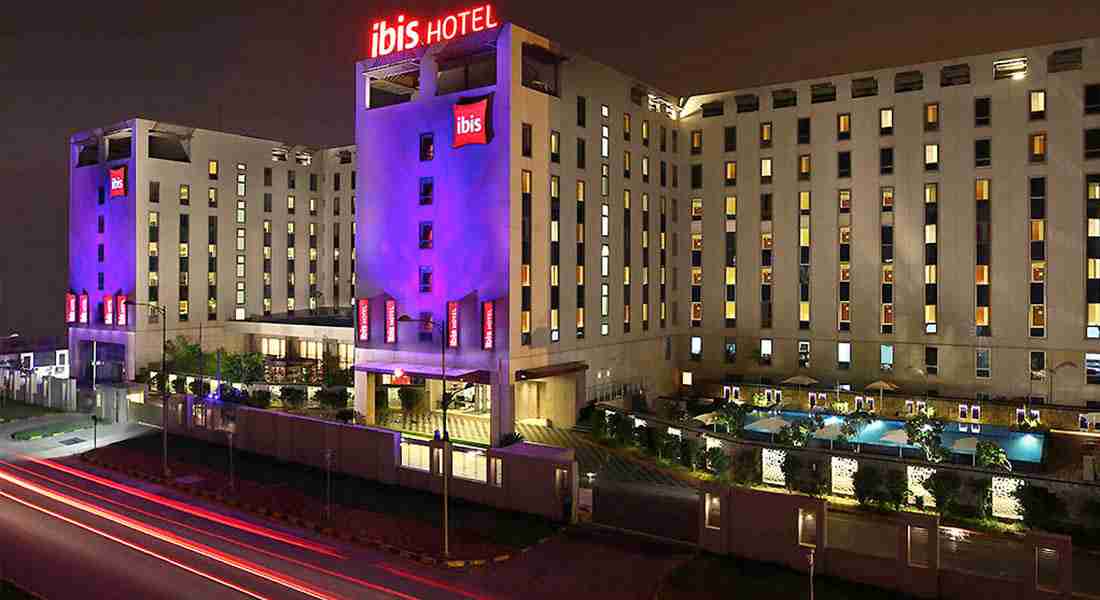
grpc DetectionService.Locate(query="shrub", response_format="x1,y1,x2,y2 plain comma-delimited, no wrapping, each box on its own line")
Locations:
853,465,885,509
658,432,681,463
716,402,753,438
318,388,349,410
280,387,306,410
500,431,524,447
730,449,760,485
591,409,609,439
975,440,1012,471
925,470,962,516
704,447,731,479
335,408,355,424
248,389,272,410
187,378,205,396
904,412,947,463
634,424,655,454
661,399,688,422
578,400,597,425
609,412,634,446
681,437,702,471
883,469,909,510
968,476,993,519
781,453,803,492
1013,483,1065,531
397,387,420,414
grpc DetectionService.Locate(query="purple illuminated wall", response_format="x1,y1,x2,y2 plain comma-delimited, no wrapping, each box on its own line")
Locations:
355,33,512,368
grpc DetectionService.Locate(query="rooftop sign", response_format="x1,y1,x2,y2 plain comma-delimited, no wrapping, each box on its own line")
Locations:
368,4,499,59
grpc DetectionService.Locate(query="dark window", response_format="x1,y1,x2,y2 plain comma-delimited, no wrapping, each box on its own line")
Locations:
894,70,923,93
701,101,724,117
880,148,894,175
263,193,272,212
734,94,759,113
309,173,318,192
797,118,811,144
925,347,939,375
98,272,104,290
333,172,341,191
419,221,433,249
940,63,971,87
975,139,992,167
1049,47,1083,72
975,98,991,127
419,266,432,293
263,167,272,186
851,76,878,98
1087,84,1100,115
419,177,433,205
811,82,836,104
724,126,736,152
288,170,296,189
772,88,797,109
521,123,532,158
1087,129,1100,160
419,133,434,161
761,193,773,221
838,151,851,178
97,215,104,233
691,164,703,189
576,138,586,169
97,244,104,262
97,186,105,205
577,96,587,127
149,181,159,204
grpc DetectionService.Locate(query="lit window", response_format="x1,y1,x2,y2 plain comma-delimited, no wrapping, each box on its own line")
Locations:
1029,133,1047,162
759,122,772,147
208,160,218,179
837,113,851,140
924,144,939,170
880,108,894,135
1030,90,1046,119
924,103,939,131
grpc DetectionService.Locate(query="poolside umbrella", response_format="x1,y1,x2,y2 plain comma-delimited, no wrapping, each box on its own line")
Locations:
865,379,899,408
752,415,790,443
815,421,843,450
783,375,819,408
952,436,981,466
880,428,909,457
691,411,721,427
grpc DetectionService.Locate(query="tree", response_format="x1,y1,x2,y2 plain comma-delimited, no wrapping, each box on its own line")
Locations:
659,432,682,463
776,415,823,447
730,449,760,485
921,470,960,515
853,465,885,509
591,409,609,439
716,402,753,438
1013,483,1065,531
904,411,947,463
335,408,355,424
397,386,420,414
883,469,909,510
681,437,703,471
840,411,874,451
248,389,273,410
500,431,524,447
968,476,993,519
703,447,730,479
165,336,203,373
280,386,306,410
780,452,803,493
975,440,1012,471
321,351,351,388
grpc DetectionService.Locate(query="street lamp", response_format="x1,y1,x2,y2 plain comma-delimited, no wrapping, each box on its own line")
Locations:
127,300,171,478
3,333,19,407
396,313,453,558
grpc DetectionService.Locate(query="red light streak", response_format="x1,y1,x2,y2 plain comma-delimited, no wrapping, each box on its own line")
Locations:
24,456,345,559
0,489,271,600
3,461,434,600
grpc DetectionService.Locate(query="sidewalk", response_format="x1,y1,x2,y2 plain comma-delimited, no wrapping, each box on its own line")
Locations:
84,432,558,560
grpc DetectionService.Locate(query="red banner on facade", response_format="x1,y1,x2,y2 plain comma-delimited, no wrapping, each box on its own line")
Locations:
385,299,397,343
447,301,459,348
103,295,114,326
357,298,370,341
65,292,77,323
482,300,494,350
78,293,89,324
109,166,127,197
116,294,127,326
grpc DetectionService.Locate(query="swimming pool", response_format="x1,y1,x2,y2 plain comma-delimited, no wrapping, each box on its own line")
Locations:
743,410,1045,465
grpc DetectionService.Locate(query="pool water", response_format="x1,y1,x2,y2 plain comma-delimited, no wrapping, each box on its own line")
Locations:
744,410,1045,464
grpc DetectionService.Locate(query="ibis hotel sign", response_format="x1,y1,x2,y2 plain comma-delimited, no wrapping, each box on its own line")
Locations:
368,4,499,59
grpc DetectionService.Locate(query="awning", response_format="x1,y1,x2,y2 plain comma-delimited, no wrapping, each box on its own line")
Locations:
354,361,490,384
515,361,588,381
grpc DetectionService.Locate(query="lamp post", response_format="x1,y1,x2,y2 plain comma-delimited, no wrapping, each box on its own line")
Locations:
396,313,452,558
3,333,19,407
127,300,170,478
1044,361,1078,406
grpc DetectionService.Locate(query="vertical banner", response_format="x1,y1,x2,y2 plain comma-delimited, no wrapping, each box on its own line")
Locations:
109,166,127,197
447,301,459,348
482,300,494,350
78,292,90,324
65,292,77,323
357,298,370,341
385,299,397,343
116,294,128,326
103,295,115,325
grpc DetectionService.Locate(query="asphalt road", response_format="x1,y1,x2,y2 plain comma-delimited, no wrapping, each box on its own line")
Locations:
0,456,484,600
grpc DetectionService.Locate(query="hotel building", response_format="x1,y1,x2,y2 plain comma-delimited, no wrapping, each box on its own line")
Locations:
65,13,1100,443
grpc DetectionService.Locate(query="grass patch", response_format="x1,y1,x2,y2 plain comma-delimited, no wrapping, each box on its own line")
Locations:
662,552,910,600
0,400,59,424
10,419,92,441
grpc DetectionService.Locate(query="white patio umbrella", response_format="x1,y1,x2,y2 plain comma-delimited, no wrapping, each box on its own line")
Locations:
880,428,909,457
782,374,819,408
952,436,981,466
691,411,721,427
751,415,790,442
814,421,843,450
865,379,899,408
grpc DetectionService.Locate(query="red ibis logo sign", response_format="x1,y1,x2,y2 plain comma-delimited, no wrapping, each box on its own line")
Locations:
368,4,499,59
453,97,491,148
109,166,126,197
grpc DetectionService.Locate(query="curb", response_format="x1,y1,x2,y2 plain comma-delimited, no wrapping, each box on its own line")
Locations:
78,452,553,569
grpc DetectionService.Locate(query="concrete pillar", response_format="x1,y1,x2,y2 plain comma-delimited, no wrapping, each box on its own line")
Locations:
354,369,375,424
490,356,513,447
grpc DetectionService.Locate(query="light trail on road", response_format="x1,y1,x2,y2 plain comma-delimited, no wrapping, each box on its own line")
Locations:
0,488,273,600
24,455,345,559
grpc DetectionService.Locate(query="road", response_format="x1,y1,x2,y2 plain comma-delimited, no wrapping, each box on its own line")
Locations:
0,455,486,600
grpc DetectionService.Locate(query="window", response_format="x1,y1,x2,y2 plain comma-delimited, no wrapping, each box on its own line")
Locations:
993,57,1028,80
705,493,722,529
400,442,430,472
419,266,432,292
975,97,991,127
691,164,703,189
521,123,532,157
287,195,296,214
600,124,609,158
1087,84,1100,115
724,126,736,152
797,117,810,144
760,158,772,184
973,138,992,168
724,161,737,186
724,339,736,363
925,346,938,375
641,120,650,146
236,228,246,251
419,177,433,205
1087,353,1100,385
1087,128,1100,160
760,122,772,148
701,100,725,118
419,133,434,161
880,147,894,175
178,184,190,205
838,151,851,178
550,130,560,162
924,144,939,171
576,138,586,169
880,108,893,135
837,113,851,140
149,181,160,203
839,189,851,213
838,341,851,369
1029,90,1046,120
690,336,702,360
880,344,894,371
798,154,811,180
924,103,940,131
759,338,773,365
208,160,218,180
811,82,836,104
976,348,991,378
418,221,431,246
1029,133,1047,163
798,340,810,368
690,130,702,155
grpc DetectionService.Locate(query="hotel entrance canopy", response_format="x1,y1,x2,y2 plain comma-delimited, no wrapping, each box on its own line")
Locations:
354,360,490,384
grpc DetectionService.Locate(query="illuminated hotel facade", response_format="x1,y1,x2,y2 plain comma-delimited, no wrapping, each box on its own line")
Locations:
65,12,1100,441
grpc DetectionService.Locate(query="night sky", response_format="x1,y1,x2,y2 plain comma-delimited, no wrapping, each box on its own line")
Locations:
3,0,1099,342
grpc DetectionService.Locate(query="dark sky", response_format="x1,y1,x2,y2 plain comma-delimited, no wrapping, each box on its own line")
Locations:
3,0,1099,342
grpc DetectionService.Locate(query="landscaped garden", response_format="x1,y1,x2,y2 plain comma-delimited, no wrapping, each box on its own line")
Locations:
9,417,93,441
0,400,60,424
